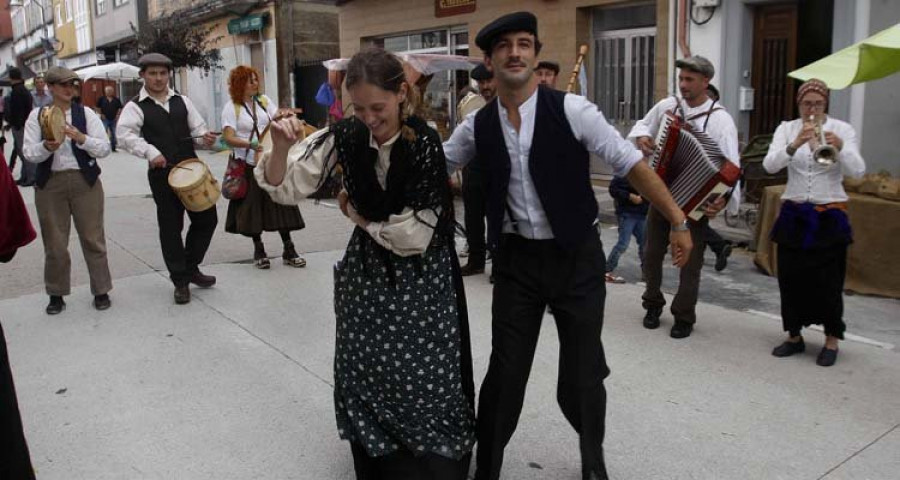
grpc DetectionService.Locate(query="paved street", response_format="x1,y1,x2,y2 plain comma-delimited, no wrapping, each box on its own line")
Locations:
2,147,899,479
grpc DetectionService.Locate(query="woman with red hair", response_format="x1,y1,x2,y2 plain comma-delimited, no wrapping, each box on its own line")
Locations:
221,66,306,269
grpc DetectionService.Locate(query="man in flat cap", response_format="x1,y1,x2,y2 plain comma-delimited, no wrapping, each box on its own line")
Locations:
457,62,496,277
443,11,692,480
22,66,113,314
534,60,560,89
117,53,220,305
628,55,740,339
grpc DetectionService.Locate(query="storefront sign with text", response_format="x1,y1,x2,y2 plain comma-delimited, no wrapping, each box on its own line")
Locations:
435,0,475,18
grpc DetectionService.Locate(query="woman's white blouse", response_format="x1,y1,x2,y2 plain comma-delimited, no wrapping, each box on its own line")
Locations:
255,128,439,257
221,95,278,166
763,117,865,204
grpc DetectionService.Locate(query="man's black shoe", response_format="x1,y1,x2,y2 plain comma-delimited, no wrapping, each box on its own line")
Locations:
772,338,805,357
670,321,693,339
460,263,485,276
46,296,66,315
642,307,662,329
816,346,839,367
174,285,191,304
93,294,111,311
189,271,216,288
715,244,732,272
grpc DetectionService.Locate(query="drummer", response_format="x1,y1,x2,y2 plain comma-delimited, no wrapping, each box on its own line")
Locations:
117,53,219,305
22,66,113,314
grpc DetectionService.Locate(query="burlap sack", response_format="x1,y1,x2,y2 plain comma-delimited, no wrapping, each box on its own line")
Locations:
843,177,864,192
877,177,900,201
859,171,891,195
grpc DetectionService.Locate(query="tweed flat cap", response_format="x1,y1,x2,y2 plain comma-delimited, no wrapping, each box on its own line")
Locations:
475,12,538,53
470,64,493,81
45,66,79,84
675,56,715,79
138,53,173,69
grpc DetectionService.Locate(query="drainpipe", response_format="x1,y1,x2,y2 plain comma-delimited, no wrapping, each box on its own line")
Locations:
678,0,691,58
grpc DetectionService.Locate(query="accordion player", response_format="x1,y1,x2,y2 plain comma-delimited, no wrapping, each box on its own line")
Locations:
649,110,741,221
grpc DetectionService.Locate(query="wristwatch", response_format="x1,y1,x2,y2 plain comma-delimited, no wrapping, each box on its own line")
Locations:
672,219,689,232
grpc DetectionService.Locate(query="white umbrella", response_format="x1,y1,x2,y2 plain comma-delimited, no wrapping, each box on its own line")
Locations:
77,62,141,81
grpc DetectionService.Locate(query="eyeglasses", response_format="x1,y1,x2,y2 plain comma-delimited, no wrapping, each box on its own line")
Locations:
799,101,826,109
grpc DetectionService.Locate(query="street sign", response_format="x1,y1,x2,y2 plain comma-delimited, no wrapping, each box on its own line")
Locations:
227,13,269,35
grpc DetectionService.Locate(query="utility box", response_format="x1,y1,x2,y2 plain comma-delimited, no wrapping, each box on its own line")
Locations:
739,87,755,111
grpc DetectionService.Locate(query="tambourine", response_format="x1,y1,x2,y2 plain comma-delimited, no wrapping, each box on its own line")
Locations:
39,106,66,142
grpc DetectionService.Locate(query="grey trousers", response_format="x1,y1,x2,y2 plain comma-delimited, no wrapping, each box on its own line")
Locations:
34,171,112,296
641,206,708,324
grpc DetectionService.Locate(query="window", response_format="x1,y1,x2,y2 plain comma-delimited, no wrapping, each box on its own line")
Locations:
113,0,128,7
368,26,469,138
56,4,63,27
12,9,26,39
65,0,72,22
96,0,106,16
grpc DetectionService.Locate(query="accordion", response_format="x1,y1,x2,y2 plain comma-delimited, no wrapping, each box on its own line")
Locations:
650,112,740,221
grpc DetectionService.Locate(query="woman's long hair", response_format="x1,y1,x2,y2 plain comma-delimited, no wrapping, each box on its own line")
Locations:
228,66,261,105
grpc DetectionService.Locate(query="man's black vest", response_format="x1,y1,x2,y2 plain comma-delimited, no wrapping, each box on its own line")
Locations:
474,85,597,250
35,104,100,189
136,95,197,165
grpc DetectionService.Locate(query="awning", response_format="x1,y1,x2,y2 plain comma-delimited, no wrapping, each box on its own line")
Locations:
76,62,141,81
789,23,900,89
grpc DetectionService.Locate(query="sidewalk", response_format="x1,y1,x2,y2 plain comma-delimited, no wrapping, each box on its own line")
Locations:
4,251,899,479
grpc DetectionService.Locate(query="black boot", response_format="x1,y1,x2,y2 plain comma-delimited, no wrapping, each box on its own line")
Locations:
643,307,662,329
46,295,66,315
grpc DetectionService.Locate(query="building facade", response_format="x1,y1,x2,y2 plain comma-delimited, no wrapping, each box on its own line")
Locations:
338,0,671,173
53,0,96,70
144,0,339,131
11,0,56,75
685,0,899,175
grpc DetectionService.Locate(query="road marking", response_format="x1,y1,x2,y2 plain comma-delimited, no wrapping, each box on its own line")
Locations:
746,309,895,350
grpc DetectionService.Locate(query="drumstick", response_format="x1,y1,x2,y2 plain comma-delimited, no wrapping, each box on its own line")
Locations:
180,132,222,140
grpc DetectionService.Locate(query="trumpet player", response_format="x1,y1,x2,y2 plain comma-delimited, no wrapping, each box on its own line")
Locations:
763,78,865,367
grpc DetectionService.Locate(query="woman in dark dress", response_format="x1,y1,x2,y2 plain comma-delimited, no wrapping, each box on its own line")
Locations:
257,48,475,479
1,158,37,480
221,66,307,269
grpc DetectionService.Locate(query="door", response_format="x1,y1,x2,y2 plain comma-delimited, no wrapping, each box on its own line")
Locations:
750,4,798,138
594,27,656,138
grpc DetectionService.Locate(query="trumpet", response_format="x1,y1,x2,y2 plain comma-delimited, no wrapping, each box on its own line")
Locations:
810,115,837,166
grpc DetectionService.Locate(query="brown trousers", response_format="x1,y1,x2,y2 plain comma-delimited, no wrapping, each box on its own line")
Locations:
641,206,707,324
34,170,112,296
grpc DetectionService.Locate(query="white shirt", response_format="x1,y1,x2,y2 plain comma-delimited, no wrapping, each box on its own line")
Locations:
255,129,438,257
628,96,742,215
443,88,643,240
763,116,865,204
116,87,209,164
22,104,110,170
221,95,277,165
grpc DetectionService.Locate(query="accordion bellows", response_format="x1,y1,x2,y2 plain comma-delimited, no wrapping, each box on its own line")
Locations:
651,112,740,221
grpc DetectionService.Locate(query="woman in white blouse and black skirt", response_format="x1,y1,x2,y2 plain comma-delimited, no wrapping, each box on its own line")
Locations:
258,49,475,479
763,78,866,367
221,66,306,269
